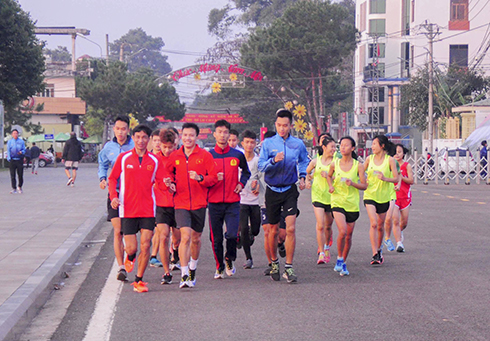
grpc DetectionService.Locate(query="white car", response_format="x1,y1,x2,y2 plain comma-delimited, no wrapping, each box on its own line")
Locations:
438,147,477,174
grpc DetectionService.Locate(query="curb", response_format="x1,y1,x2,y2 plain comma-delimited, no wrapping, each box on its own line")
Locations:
0,205,107,341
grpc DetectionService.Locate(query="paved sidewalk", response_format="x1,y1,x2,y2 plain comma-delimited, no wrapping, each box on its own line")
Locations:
0,164,106,340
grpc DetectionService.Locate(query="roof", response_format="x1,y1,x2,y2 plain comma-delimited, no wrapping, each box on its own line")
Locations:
452,98,490,113
31,97,86,116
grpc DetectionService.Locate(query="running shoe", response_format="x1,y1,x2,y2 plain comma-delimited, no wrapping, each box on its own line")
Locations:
214,269,224,279
282,267,297,283
17,187,23,194
170,259,181,271
334,258,344,272
270,262,280,281
324,249,331,263
264,265,272,276
124,256,134,273
66,177,73,186
384,238,395,252
317,252,327,265
243,259,253,269
9,189,17,194
278,243,286,258
328,237,333,247
188,269,196,287
161,273,173,285
378,249,384,264
396,242,405,253
70,183,74,187
149,258,163,267
370,253,380,265
179,275,189,288
117,268,128,282
340,263,350,276
225,258,236,276
131,281,148,293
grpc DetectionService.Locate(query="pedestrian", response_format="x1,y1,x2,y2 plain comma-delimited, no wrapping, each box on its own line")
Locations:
7,129,26,194
363,135,399,265
258,109,309,283
480,140,487,178
25,147,31,168
165,123,218,288
62,132,83,187
306,137,336,265
326,136,368,276
98,116,135,282
30,142,41,175
167,128,182,271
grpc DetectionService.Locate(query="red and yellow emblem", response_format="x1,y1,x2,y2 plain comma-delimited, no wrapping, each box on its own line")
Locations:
176,160,180,165
196,159,203,164
230,159,237,166
147,165,154,171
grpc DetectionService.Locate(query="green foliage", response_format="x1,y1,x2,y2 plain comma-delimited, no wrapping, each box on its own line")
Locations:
82,107,105,137
44,46,71,62
5,103,44,134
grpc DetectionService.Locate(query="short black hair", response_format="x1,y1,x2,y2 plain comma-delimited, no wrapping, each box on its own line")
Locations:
229,129,239,137
12,128,18,133
276,109,293,123
482,140,487,146
32,142,36,146
182,122,199,136
159,129,176,144
168,127,179,136
151,129,160,137
132,124,152,137
215,119,231,131
114,115,130,126
264,131,276,139
241,130,256,140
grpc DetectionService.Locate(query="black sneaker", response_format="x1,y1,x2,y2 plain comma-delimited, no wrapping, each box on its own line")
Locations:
188,269,196,287
117,268,128,282
378,249,384,264
270,262,280,281
278,243,286,258
161,273,173,285
370,252,380,265
179,275,189,289
264,265,272,276
282,267,297,283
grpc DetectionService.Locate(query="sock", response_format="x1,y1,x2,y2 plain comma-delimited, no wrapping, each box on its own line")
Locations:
150,256,157,260
324,244,330,250
285,263,292,268
319,251,325,256
272,259,279,264
189,258,198,271
119,265,125,270
401,231,404,242
134,276,142,283
128,254,136,262
337,256,344,261
181,266,189,277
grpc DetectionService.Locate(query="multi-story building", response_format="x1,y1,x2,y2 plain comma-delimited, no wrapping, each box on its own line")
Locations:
353,0,490,149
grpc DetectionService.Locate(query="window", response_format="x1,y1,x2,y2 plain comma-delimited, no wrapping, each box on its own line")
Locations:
369,19,386,35
369,0,386,14
40,84,54,97
449,45,468,67
368,43,385,58
368,106,385,125
401,0,411,35
360,2,367,32
401,42,410,77
449,0,469,30
368,87,385,102
410,45,415,67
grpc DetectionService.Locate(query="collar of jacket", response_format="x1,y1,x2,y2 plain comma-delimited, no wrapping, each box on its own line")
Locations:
112,135,132,146
214,144,230,154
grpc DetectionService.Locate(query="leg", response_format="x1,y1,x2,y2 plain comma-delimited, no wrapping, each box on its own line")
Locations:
324,212,334,248
400,206,410,232
151,227,160,258
111,218,124,266
313,206,326,254
392,206,402,243
179,227,192,269
16,160,24,189
157,224,171,274
366,204,380,255
190,230,203,262
384,201,395,239
240,205,252,260
10,162,17,190
224,202,240,262
64,167,71,179
284,214,296,265
262,223,272,263
71,168,77,183
376,212,386,251
208,204,225,270
124,234,138,260
268,223,279,261
343,222,356,261
136,229,153,278
333,211,348,258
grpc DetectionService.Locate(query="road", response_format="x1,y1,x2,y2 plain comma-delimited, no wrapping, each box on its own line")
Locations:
19,181,490,341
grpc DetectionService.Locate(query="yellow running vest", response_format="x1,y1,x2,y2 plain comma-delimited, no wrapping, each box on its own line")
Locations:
311,157,332,205
364,154,392,203
331,158,360,212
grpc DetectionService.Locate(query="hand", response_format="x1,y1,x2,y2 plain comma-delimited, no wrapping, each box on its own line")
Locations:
169,183,176,193
111,198,120,209
274,152,284,163
394,183,401,191
251,181,259,195
189,171,199,181
99,179,107,190
299,178,306,190
345,179,353,187
164,177,172,187
234,183,243,194
328,186,335,194
321,171,328,178
305,180,312,189
217,172,224,181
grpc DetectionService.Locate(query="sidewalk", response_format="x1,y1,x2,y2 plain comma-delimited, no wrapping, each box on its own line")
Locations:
0,164,107,340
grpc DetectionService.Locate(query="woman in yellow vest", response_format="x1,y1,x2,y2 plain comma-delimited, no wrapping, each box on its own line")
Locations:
363,135,399,265
326,136,367,276
306,137,336,265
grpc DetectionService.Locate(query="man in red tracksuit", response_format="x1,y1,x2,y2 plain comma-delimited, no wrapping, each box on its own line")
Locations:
165,123,218,288
208,120,250,279
109,124,165,293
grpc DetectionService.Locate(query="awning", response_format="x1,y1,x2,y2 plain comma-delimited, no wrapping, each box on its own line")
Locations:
82,135,103,144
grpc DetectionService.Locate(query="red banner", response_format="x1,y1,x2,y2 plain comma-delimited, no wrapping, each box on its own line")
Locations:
155,114,248,124
260,127,268,141
341,112,348,136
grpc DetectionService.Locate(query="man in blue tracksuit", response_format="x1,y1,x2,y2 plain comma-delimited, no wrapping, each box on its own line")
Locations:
7,129,26,194
98,116,134,282
258,109,309,283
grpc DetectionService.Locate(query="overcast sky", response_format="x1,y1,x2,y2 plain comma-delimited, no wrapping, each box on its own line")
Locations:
18,0,229,71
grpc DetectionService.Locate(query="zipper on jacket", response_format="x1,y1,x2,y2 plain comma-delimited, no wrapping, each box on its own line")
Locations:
185,153,192,210
222,155,226,202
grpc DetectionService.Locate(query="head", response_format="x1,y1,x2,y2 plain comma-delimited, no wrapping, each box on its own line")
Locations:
228,129,239,148
241,130,257,153
132,124,152,153
150,129,161,152
372,135,395,156
168,127,180,145
394,143,409,162
264,131,276,139
339,136,358,160
321,137,336,158
70,132,76,138
113,116,130,143
159,129,177,157
275,109,293,138
317,133,333,155
12,129,19,139
214,120,231,147
181,123,199,149
32,142,36,146
482,140,487,147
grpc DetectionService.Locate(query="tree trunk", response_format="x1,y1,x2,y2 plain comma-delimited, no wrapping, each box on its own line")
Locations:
311,72,319,134
318,70,325,133
305,92,319,143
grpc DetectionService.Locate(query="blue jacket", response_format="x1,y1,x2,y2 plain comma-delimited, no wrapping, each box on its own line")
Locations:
98,136,134,181
7,138,26,161
258,133,309,192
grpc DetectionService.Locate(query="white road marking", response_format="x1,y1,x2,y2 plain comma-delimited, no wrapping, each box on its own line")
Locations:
83,260,123,341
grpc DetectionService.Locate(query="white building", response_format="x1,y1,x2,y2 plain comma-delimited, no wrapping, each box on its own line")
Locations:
353,0,490,148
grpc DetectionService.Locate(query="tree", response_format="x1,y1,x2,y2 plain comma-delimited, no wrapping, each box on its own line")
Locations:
44,46,71,62
0,0,45,128
110,28,172,76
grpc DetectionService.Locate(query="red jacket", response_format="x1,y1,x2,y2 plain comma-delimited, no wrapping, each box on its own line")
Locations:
166,145,218,210
109,149,164,218
154,152,174,208
208,145,251,203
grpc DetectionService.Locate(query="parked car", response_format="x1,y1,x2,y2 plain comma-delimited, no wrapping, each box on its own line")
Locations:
438,147,476,174
24,152,54,168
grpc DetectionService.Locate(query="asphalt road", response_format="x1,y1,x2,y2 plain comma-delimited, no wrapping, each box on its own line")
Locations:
21,183,490,341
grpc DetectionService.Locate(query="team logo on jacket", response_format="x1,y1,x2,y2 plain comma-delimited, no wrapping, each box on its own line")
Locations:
230,159,237,166
126,164,133,169
196,159,202,164
147,165,154,171
176,160,180,165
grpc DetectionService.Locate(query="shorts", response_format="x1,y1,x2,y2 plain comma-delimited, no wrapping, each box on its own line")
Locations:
265,186,299,225
175,207,206,233
121,217,155,235
363,200,390,214
107,194,119,220
261,207,286,229
312,201,332,213
332,207,360,223
64,161,79,170
395,197,412,210
156,206,176,227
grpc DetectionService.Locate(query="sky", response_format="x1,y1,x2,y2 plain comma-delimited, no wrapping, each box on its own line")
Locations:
18,0,230,72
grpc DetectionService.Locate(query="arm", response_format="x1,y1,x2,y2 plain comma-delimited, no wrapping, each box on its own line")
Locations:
306,158,317,180
380,157,400,183
402,163,414,185
258,140,277,173
200,152,218,187
20,141,26,156
326,161,335,193
6,140,11,161
352,162,368,190
238,153,251,187
62,143,68,160
108,154,123,201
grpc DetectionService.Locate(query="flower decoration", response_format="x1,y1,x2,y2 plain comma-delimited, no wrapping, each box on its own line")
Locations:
293,119,307,133
284,101,294,110
194,73,201,80
211,82,222,93
293,104,307,118
304,130,314,140
229,73,238,82
129,113,139,130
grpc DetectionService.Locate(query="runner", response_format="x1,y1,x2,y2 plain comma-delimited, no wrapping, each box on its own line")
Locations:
149,129,164,268
326,136,367,276
383,154,401,253
165,123,218,288
306,137,336,265
167,128,182,270
392,144,413,253
258,109,309,283
98,116,134,282
363,135,399,265
108,124,165,293
208,120,250,279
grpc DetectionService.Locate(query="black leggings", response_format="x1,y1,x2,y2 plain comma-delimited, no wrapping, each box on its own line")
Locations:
239,204,261,260
10,159,24,189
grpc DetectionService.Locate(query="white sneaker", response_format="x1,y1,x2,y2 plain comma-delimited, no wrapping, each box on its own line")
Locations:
17,187,23,194
66,178,73,186
225,259,236,276
396,242,405,253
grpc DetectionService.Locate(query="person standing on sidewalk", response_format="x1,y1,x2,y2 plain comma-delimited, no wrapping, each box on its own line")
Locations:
7,129,26,194
30,142,41,175
258,109,309,283
98,116,134,282
62,132,83,187
208,120,250,279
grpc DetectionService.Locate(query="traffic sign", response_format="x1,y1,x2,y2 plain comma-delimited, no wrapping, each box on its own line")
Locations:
44,134,54,140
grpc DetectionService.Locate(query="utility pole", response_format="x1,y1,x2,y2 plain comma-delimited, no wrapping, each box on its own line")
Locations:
106,34,110,64
369,34,380,138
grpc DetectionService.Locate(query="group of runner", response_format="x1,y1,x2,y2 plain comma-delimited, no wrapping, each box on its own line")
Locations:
98,109,413,293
